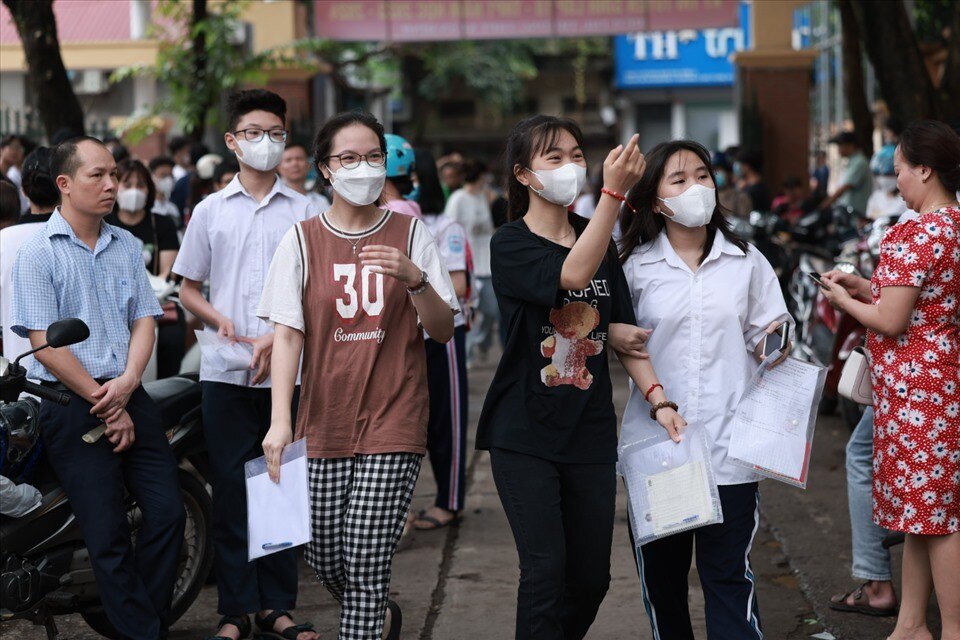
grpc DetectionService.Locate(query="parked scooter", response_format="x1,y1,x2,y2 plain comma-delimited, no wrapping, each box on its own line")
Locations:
0,319,212,640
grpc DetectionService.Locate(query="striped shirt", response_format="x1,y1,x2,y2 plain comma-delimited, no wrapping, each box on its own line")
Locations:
11,209,162,381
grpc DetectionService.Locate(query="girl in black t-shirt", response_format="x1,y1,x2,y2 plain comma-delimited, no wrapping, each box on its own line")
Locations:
106,159,184,379
476,116,686,639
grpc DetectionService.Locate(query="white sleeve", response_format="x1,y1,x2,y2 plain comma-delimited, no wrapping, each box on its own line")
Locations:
257,225,307,332
443,191,464,226
744,247,792,351
437,221,468,273
412,220,460,315
172,202,211,281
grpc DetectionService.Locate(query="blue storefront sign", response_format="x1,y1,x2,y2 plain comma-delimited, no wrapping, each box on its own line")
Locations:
614,2,751,89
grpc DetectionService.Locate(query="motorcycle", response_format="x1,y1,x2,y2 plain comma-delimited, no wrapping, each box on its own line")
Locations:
0,319,212,640
822,215,898,429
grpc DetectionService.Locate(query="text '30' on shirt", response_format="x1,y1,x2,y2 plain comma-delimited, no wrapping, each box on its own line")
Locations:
476,214,637,464
257,210,460,459
172,174,317,388
620,231,792,485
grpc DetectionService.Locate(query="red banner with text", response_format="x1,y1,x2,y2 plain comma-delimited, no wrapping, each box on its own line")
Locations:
313,0,741,42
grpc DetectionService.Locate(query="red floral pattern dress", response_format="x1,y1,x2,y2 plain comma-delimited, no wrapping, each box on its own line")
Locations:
869,207,960,535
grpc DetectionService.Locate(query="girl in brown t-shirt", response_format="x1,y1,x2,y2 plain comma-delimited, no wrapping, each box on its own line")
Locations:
257,112,458,640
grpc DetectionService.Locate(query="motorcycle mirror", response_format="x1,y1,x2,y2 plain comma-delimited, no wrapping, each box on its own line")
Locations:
46,318,90,349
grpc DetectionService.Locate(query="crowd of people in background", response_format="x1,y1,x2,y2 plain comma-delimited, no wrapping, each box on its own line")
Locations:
0,98,957,640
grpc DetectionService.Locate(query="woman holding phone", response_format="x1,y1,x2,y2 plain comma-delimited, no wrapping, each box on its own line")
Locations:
820,120,959,640
476,117,685,639
612,139,792,640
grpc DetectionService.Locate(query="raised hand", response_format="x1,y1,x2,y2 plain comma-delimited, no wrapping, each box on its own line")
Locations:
602,133,646,196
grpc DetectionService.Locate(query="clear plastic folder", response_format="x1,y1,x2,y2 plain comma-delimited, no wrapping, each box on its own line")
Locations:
728,350,827,489
244,438,311,561
618,426,723,546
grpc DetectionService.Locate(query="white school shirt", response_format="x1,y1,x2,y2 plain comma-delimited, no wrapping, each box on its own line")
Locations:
0,221,45,367
422,214,468,329
444,188,492,277
620,231,793,485
172,174,317,387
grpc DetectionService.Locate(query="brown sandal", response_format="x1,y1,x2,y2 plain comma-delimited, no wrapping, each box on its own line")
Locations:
828,583,898,617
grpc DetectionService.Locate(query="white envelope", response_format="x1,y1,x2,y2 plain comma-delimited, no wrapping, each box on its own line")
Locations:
194,330,253,372
244,439,311,561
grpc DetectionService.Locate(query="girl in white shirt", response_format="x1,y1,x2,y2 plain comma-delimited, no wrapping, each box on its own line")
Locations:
612,140,792,640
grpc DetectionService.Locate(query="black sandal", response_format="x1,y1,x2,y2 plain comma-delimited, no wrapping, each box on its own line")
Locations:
254,609,317,639
384,600,402,640
205,614,252,640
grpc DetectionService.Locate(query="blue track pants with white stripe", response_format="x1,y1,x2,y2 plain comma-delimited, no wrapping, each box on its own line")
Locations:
633,482,763,640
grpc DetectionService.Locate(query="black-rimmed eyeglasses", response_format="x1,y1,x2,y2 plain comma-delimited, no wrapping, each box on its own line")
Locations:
325,152,386,170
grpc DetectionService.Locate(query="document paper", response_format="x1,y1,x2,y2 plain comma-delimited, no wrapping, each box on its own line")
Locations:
245,438,311,561
646,461,713,536
195,330,253,372
621,430,720,543
728,352,825,486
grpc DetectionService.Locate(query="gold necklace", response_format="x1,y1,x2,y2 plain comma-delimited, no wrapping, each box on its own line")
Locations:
326,210,377,254
538,227,574,243
923,201,958,215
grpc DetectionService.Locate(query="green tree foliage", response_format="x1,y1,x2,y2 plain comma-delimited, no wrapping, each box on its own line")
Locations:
112,0,310,140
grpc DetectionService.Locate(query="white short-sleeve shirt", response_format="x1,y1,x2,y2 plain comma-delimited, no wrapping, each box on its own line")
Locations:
172,174,317,387
620,231,793,485
423,214,468,329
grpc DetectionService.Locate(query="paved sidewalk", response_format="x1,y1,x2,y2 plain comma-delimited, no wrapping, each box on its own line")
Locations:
7,351,939,639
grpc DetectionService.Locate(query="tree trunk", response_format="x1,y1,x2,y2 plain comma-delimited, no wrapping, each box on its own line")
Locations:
935,2,960,123
848,0,939,124
838,0,873,157
3,0,85,139
401,53,430,144
190,0,208,141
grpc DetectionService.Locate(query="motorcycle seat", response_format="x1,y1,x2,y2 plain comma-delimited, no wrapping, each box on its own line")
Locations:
143,376,202,428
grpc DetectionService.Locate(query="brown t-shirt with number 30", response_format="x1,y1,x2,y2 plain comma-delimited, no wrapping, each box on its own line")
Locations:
257,210,460,459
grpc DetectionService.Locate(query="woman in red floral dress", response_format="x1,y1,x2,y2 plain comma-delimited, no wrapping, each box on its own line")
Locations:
822,120,959,640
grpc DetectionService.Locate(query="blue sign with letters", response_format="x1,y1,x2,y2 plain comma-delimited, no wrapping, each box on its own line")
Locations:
614,2,750,89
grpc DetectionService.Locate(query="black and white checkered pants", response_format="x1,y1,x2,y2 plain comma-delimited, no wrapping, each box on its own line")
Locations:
305,453,422,640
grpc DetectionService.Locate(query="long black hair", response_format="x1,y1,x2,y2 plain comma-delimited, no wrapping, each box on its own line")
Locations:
618,139,747,265
503,115,584,222
413,147,445,215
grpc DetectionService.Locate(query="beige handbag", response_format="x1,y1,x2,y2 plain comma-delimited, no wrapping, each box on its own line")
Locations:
838,347,874,405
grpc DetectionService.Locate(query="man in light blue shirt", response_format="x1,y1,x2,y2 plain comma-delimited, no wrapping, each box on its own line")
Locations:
11,136,184,640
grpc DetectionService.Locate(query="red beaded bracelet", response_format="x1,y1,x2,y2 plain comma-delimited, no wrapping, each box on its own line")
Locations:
644,383,663,403
601,187,636,214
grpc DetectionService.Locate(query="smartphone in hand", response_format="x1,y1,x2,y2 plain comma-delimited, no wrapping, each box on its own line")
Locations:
762,323,790,358
806,272,827,288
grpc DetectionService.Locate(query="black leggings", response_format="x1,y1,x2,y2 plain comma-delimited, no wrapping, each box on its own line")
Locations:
490,447,616,640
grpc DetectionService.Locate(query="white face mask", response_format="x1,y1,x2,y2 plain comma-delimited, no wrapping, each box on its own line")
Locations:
327,163,386,206
658,183,716,228
875,175,897,193
117,188,147,212
154,175,174,199
526,163,587,207
234,136,284,172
